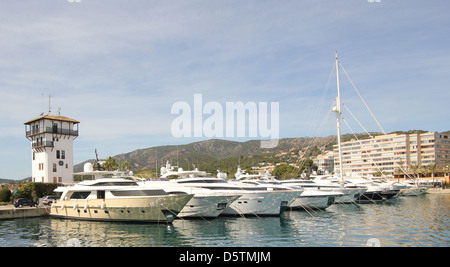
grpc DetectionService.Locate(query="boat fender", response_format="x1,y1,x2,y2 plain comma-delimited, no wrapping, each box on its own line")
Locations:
60,204,65,210
84,203,88,211
73,204,78,210
100,202,106,210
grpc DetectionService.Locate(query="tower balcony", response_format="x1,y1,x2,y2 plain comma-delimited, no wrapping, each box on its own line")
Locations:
26,127,79,138
32,141,54,148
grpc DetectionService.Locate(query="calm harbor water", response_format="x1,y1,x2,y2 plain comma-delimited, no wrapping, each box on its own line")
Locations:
1,194,448,247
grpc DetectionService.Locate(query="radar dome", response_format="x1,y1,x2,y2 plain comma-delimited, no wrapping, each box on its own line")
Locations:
84,162,94,172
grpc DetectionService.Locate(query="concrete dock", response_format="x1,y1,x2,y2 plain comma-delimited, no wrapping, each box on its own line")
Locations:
0,205,50,220
427,188,450,194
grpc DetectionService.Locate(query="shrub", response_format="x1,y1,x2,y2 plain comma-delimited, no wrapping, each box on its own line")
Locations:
0,188,12,202
11,182,58,202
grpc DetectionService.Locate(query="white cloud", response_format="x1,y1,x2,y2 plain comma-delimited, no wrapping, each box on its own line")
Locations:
1,0,450,178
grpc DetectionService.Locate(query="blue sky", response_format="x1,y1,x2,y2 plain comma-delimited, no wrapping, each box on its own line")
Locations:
0,0,449,179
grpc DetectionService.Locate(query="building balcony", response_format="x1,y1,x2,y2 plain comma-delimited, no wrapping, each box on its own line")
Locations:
26,127,79,138
32,141,54,148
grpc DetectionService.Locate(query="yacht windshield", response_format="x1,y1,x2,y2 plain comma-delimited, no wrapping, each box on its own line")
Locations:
110,189,168,196
177,179,226,184
88,181,138,186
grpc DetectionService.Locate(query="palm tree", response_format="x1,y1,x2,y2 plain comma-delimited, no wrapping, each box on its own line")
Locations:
104,157,118,171
409,164,420,180
426,163,438,188
119,160,131,171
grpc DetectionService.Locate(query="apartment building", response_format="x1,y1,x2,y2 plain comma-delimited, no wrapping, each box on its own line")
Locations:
332,132,450,178
313,151,334,174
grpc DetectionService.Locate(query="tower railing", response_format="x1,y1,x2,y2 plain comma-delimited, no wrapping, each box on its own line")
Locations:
26,127,79,137
31,141,54,148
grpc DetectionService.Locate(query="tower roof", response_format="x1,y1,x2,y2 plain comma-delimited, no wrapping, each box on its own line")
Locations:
24,114,80,125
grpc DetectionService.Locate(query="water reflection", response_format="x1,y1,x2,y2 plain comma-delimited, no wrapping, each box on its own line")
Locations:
0,195,448,247
32,219,184,247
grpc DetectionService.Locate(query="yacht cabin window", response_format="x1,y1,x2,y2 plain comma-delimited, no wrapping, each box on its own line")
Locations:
177,179,226,184
110,189,169,197
89,181,138,186
69,191,91,200
97,190,105,199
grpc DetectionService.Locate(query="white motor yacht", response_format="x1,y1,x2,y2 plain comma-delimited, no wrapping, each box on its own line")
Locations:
75,163,240,219
280,177,366,205
398,181,429,196
312,176,368,203
342,177,400,202
138,178,241,218
235,167,341,210
175,177,300,216
51,178,193,223
231,179,304,209
276,179,344,210
292,189,343,210
162,166,300,216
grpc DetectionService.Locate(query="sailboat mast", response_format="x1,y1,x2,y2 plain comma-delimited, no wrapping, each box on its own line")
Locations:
334,51,344,183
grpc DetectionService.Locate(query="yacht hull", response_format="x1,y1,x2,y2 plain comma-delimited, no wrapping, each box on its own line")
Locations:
338,188,367,203
221,191,299,216
50,194,193,223
290,194,335,210
178,195,240,218
399,187,429,196
357,190,399,202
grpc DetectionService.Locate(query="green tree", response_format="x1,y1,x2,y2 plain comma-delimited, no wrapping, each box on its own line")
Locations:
298,158,317,175
12,183,58,202
0,188,12,203
119,160,131,171
135,170,157,179
373,170,383,177
426,163,437,178
426,163,438,186
104,157,118,171
272,164,299,180
409,164,420,179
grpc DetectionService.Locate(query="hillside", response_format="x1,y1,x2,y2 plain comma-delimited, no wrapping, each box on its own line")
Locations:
75,133,385,176
74,136,339,175
0,177,31,184
69,130,449,177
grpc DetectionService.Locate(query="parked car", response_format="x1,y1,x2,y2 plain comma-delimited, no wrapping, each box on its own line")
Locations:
14,198,38,208
42,195,59,206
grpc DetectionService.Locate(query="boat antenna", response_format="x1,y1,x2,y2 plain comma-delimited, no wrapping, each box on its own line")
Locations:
95,149,102,171
48,94,52,114
41,93,44,115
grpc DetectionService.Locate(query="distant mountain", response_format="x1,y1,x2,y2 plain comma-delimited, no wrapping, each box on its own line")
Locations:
0,177,31,184
74,136,343,175
388,130,428,135
70,130,447,177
